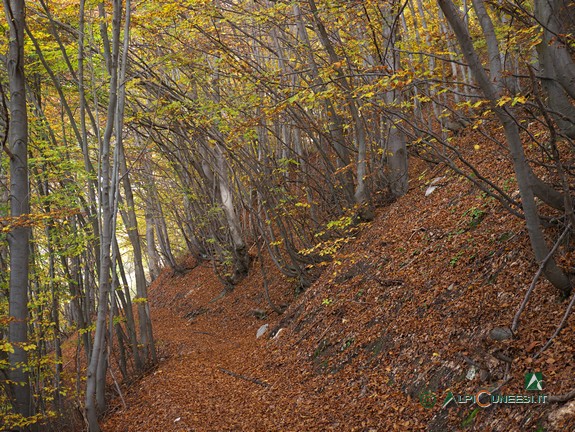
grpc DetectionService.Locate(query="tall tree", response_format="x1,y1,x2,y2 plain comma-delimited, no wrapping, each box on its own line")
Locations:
85,0,125,429
535,0,575,138
382,0,408,198
3,0,31,426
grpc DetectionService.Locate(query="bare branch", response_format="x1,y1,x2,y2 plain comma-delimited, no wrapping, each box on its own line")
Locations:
512,224,571,333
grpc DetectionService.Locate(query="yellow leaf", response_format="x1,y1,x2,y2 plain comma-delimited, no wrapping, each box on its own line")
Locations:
0,341,14,353
511,95,527,106
497,96,512,107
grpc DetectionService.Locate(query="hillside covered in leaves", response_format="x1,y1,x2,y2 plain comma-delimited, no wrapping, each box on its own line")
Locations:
104,145,575,432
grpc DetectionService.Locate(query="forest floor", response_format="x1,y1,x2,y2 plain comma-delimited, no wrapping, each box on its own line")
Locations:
102,136,575,432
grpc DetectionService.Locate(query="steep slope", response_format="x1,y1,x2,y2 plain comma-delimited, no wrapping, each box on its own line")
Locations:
104,141,574,431
251,150,575,431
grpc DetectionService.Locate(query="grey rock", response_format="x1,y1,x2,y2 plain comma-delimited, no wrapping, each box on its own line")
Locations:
252,309,267,320
489,326,514,341
466,365,477,380
256,324,269,339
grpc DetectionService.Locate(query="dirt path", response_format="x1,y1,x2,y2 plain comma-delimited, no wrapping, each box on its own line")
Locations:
103,262,290,432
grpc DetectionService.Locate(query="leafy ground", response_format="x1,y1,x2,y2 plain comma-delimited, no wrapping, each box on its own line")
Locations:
103,136,575,431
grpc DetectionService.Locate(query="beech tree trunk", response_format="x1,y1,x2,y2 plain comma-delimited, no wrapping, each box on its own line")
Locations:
115,4,155,365
118,146,155,364
3,0,32,424
145,203,161,280
85,1,123,430
535,0,575,138
293,2,355,207
535,0,575,100
471,0,504,91
307,0,373,218
215,143,250,282
382,1,408,199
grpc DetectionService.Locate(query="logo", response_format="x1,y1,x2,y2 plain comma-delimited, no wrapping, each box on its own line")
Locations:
439,388,548,409
419,389,437,409
442,391,455,408
525,372,544,391
417,372,548,410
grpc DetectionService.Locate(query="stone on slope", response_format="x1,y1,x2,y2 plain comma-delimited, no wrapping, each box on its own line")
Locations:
256,324,269,339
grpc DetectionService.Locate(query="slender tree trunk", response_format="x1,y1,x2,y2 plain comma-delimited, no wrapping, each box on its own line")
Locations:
154,192,177,269
110,285,128,380
145,204,161,280
207,57,250,282
307,0,373,217
215,143,250,281
535,0,575,100
66,249,92,360
114,0,154,365
471,0,503,91
0,135,8,383
113,239,143,371
118,156,155,364
3,0,31,425
535,0,575,138
293,2,355,206
78,0,103,276
382,1,408,198
85,1,123,429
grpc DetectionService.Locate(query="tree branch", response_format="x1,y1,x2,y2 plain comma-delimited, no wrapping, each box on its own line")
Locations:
512,224,571,333
218,367,269,387
0,82,13,159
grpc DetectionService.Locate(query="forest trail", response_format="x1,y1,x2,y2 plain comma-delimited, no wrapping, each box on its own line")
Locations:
102,262,291,431
101,239,410,432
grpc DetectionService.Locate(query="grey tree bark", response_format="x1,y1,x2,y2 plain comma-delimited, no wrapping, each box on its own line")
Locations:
118,145,155,364
85,1,123,430
382,1,408,199
535,0,575,138
215,143,250,281
470,0,504,91
145,202,161,280
3,0,31,425
536,0,575,99
0,88,8,378
115,2,155,365
293,2,355,207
